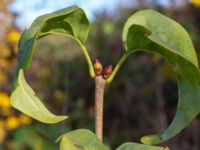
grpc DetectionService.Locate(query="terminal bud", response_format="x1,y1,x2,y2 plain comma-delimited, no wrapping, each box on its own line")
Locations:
94,59,103,76
103,65,112,79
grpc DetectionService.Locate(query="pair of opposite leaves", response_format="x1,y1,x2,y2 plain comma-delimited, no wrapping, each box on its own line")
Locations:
10,6,200,149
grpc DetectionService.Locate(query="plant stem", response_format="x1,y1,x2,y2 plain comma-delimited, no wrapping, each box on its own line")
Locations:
75,38,95,78
95,75,106,141
106,52,131,84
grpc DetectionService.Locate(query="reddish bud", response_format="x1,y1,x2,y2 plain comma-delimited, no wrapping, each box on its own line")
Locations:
93,59,103,76
103,65,112,79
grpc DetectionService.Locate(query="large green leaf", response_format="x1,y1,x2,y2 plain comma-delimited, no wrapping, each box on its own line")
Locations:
18,6,88,65
14,6,94,88
121,9,200,144
116,142,169,150
11,6,94,124
59,129,168,150
10,69,67,123
59,129,109,150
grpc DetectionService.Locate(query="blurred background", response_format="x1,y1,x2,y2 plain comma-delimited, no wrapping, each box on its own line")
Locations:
0,0,200,149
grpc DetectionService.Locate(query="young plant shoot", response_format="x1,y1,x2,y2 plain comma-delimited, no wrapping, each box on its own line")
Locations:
10,6,200,150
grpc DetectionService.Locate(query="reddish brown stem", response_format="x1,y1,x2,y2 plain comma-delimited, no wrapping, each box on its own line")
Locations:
95,76,106,141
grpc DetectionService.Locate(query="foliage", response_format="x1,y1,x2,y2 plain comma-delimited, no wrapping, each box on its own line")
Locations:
59,129,109,150
9,5,200,150
11,6,95,124
11,69,67,123
122,9,200,145
0,1,32,146
10,126,57,150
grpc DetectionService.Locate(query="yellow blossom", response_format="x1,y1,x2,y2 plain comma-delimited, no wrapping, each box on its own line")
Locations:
191,0,200,6
5,116,20,130
0,92,11,108
19,114,32,125
0,120,5,144
7,30,21,43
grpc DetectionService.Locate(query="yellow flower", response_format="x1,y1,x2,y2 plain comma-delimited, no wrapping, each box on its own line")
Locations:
0,120,5,144
191,0,200,6
5,116,20,130
7,30,21,43
0,92,11,108
19,114,32,125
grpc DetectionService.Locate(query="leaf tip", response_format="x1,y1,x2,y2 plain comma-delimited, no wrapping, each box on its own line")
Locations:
140,134,162,145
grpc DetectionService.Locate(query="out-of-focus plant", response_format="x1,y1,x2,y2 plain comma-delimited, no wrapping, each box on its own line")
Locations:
0,1,32,147
0,29,20,85
0,92,32,144
191,0,200,7
9,6,200,150
0,27,27,144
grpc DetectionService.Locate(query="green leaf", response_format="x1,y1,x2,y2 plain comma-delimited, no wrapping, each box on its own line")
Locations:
10,6,95,124
116,142,169,150
12,126,57,150
59,129,109,150
14,6,94,88
10,69,68,123
122,10,200,144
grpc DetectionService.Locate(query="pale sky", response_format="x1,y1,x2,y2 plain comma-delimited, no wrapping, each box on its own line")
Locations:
9,0,172,29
